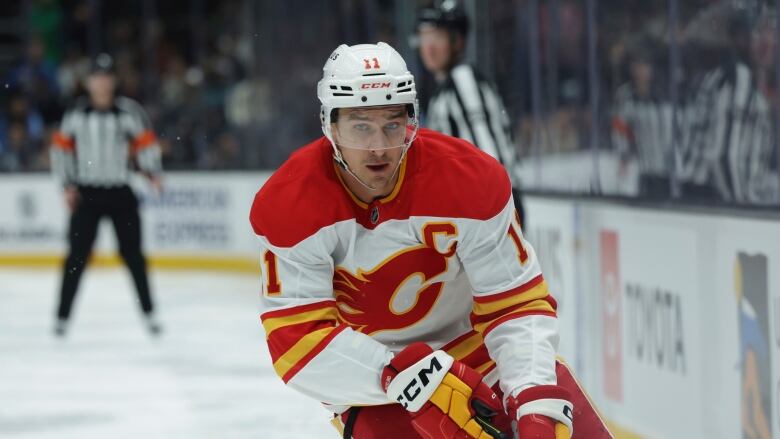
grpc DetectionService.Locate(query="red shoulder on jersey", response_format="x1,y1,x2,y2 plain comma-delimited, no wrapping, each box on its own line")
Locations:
405,128,511,221
249,137,355,247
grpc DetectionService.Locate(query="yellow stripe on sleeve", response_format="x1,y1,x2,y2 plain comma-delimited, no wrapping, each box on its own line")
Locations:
472,281,550,316
272,327,335,379
262,306,339,339
472,298,555,334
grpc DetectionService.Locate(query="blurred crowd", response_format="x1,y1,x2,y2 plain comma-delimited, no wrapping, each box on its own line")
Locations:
1,0,778,205
492,0,779,204
0,0,275,173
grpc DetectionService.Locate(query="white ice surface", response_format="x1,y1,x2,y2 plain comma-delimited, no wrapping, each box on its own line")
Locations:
0,268,339,438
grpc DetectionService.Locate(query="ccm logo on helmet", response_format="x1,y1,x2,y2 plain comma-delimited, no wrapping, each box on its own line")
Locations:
361,82,391,89
396,356,443,409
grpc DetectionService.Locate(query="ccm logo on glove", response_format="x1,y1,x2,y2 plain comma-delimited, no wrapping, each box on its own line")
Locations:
384,350,452,411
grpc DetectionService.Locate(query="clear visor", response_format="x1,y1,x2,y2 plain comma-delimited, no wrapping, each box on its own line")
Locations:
332,105,418,150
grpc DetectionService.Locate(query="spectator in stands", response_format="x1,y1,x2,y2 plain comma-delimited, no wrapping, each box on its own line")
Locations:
0,123,36,172
203,131,242,169
6,35,62,124
0,91,46,172
29,0,64,64
0,91,45,145
56,44,90,101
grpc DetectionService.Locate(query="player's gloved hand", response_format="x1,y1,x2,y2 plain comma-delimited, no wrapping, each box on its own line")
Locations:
381,342,508,439
507,385,573,439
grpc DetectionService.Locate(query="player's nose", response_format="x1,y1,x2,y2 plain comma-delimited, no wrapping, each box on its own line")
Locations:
367,132,392,153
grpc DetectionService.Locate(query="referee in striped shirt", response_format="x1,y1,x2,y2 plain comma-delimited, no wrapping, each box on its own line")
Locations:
678,3,775,204
50,53,162,336
416,1,526,225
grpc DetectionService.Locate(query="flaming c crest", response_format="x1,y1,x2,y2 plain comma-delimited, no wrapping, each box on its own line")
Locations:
333,223,457,335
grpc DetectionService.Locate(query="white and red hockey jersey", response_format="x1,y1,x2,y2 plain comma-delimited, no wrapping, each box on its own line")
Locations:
250,128,559,409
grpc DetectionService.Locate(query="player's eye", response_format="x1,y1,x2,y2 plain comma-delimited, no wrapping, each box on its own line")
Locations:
353,123,371,132
384,122,401,131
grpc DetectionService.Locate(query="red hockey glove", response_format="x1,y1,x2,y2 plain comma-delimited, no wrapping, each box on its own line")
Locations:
507,385,573,439
381,343,509,439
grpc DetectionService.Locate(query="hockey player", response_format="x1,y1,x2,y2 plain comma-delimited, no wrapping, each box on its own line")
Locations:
250,42,611,439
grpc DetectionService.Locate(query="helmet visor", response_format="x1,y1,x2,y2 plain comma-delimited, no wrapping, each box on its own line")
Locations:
332,105,418,150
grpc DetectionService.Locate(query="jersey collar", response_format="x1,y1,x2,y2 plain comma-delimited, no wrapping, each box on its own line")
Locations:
333,153,408,210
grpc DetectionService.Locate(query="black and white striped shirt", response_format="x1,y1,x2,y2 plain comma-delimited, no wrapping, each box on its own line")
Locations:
679,62,773,203
50,96,162,187
611,84,674,177
424,64,521,183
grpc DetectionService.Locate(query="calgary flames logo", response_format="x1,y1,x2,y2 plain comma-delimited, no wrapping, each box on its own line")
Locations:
333,223,457,335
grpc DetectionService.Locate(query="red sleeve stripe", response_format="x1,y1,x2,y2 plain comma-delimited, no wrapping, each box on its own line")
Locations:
473,297,557,335
471,296,557,327
266,319,337,364
131,130,157,152
473,275,544,304
480,309,557,338
473,278,552,319
279,325,348,383
52,131,75,151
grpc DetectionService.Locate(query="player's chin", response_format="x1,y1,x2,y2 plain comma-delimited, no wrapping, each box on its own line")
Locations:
364,174,391,190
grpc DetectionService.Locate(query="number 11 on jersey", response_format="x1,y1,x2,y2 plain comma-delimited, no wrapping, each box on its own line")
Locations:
263,250,282,296
508,211,529,265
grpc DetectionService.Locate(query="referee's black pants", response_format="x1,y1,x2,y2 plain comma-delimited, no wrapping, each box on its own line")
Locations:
57,185,154,319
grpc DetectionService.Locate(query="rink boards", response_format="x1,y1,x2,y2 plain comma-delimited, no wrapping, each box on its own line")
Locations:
525,195,780,439
0,172,273,271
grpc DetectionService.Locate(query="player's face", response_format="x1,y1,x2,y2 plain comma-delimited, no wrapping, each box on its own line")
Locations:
418,26,455,74
333,105,409,192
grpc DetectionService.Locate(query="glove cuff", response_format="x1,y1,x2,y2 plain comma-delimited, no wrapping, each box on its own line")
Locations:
508,385,574,433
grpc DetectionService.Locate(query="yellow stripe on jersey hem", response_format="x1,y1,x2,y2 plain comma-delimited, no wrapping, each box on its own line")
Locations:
262,306,339,339
472,281,550,316
472,299,555,334
272,327,335,379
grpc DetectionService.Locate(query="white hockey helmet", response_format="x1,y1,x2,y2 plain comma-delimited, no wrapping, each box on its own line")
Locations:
317,42,419,156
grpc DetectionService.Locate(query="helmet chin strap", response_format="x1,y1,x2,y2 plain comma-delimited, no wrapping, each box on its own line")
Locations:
333,145,410,194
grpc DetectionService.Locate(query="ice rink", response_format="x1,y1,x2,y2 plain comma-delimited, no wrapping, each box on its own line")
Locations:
0,267,338,438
